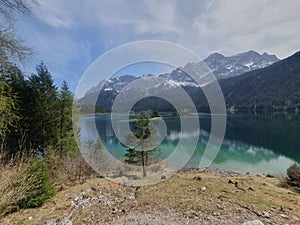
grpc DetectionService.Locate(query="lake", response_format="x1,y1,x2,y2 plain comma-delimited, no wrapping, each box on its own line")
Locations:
79,112,300,175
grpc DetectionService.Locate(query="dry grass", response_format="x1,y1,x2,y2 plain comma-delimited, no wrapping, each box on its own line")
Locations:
0,159,57,217
0,171,300,224
0,161,31,216
45,151,97,188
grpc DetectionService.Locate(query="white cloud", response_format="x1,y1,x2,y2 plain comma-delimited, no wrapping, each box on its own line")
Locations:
31,0,73,28
29,0,300,58
202,0,300,58
16,0,300,91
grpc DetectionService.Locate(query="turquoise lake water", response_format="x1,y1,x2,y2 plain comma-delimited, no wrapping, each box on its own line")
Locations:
79,113,300,175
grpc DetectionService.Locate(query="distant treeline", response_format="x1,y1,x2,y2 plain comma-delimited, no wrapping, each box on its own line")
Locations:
218,52,300,112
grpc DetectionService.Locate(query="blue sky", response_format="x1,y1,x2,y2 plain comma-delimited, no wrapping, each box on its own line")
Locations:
16,0,300,93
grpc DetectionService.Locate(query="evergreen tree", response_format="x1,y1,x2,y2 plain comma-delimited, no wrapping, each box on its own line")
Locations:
28,62,59,154
1,64,29,156
124,112,159,177
0,0,36,157
124,148,141,165
151,110,160,118
57,81,77,157
0,79,19,153
123,132,141,165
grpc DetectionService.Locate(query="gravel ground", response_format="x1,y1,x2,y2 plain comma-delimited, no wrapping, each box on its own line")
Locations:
106,211,238,225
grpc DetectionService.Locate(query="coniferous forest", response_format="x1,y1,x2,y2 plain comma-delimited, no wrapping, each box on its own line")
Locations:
0,1,93,216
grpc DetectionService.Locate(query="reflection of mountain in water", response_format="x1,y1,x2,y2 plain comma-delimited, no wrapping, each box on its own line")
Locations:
176,128,283,167
79,113,299,173
199,113,300,163
215,140,277,164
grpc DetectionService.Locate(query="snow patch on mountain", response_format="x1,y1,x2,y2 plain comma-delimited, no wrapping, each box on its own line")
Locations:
82,50,279,105
204,50,279,79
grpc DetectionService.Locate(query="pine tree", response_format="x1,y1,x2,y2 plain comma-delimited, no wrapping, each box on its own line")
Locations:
1,64,28,157
57,81,77,157
124,112,159,177
28,62,59,154
0,79,19,153
0,0,36,157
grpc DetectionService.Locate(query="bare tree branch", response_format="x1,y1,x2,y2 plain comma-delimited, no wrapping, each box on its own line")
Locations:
0,0,37,14
0,0,37,66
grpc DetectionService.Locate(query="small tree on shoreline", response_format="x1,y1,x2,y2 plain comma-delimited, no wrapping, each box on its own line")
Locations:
124,112,159,177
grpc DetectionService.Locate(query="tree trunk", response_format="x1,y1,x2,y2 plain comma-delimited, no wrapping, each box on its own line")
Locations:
60,102,64,158
141,150,146,177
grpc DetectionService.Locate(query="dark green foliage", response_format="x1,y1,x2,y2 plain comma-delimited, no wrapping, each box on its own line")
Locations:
57,81,76,157
1,61,78,160
0,77,19,150
0,159,56,216
131,96,175,112
123,112,160,177
2,64,32,156
218,51,300,112
17,159,56,209
124,148,141,165
0,1,83,215
133,112,151,140
28,62,59,153
287,163,300,189
266,174,275,178
151,110,160,118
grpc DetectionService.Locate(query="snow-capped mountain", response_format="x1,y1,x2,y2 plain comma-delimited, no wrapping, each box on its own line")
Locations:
79,50,279,111
85,75,138,96
158,62,212,87
203,50,279,79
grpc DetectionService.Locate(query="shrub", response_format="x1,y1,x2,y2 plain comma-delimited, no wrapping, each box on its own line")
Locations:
287,163,300,188
17,159,56,208
0,159,56,216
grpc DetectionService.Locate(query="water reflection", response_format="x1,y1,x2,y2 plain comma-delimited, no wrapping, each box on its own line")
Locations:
79,113,300,174
222,113,300,162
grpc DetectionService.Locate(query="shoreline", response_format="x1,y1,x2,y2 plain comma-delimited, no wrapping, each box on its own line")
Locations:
177,167,284,177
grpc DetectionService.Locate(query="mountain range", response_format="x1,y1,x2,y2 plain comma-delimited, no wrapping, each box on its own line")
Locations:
204,50,279,79
79,50,300,112
218,51,300,111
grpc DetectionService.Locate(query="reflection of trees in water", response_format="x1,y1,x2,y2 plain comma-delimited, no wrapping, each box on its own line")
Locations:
221,113,300,162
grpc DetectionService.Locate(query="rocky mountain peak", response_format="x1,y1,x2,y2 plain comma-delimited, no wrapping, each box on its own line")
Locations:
204,50,279,79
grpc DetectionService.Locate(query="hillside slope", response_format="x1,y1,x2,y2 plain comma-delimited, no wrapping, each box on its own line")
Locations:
219,51,300,111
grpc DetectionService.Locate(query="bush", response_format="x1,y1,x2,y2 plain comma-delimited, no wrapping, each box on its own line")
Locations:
0,159,56,216
287,163,300,188
18,159,56,208
46,147,95,186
